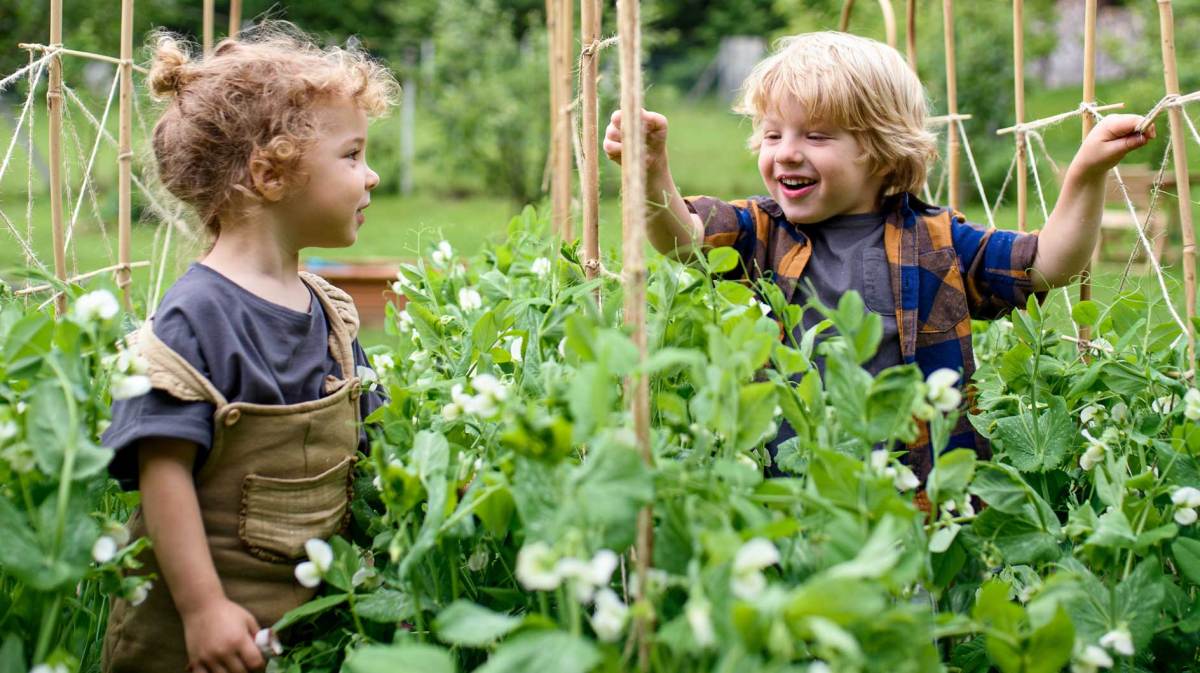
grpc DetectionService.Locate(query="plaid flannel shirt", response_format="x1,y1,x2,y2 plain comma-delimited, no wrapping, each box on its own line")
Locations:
687,191,1042,481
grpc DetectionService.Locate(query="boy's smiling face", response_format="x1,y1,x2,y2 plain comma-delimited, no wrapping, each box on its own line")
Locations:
757,99,887,224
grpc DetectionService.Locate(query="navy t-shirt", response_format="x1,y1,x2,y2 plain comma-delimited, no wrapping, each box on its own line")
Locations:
102,264,387,490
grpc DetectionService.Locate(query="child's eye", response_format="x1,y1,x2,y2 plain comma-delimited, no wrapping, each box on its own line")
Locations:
807,133,829,141
346,149,361,160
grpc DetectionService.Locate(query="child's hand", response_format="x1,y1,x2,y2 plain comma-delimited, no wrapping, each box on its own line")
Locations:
1070,114,1156,179
182,597,266,673
603,109,670,173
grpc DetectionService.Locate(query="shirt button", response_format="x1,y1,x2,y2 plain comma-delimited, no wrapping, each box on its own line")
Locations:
223,408,242,426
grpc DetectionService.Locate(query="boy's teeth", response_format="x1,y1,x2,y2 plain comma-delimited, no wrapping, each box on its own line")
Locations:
780,177,815,188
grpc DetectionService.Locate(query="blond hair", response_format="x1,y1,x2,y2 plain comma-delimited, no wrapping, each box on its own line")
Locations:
147,21,400,238
735,31,937,195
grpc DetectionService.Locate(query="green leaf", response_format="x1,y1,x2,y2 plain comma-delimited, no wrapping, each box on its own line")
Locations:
992,397,1074,472
569,439,654,550
1115,559,1166,651
400,431,451,579
1084,508,1136,550
733,382,777,451
475,630,600,673
1173,538,1200,587
972,580,1023,673
435,600,523,647
355,589,415,624
345,643,456,673
971,507,1060,564
473,476,516,538
273,593,349,631
929,523,961,553
1071,300,1100,327
1024,606,1075,673
928,448,977,505
707,247,740,274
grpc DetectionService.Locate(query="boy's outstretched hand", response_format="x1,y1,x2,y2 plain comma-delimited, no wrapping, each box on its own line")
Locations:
603,109,670,173
1070,113,1156,179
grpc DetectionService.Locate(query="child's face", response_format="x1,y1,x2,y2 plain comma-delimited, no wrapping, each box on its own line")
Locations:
757,99,886,224
282,97,379,248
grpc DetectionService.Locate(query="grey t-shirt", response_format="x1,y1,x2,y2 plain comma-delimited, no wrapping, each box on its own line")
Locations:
102,263,386,489
795,211,902,376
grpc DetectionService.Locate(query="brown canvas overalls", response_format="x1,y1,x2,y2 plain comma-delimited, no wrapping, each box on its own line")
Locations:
103,273,363,672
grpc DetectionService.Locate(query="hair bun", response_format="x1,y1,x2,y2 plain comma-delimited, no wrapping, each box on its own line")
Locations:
148,34,194,99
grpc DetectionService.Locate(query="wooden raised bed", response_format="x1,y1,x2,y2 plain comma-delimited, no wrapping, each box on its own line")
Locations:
301,257,407,328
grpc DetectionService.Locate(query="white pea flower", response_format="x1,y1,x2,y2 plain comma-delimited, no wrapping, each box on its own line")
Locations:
372,353,395,372
1072,643,1114,673
869,450,890,474
557,338,567,358
1185,389,1200,421
925,368,962,412
431,240,453,267
531,257,552,278
295,538,333,588
1152,395,1178,415
808,663,833,673
516,541,561,591
441,401,462,421
92,535,118,564
1079,429,1108,472
128,580,152,606
676,268,695,288
30,664,69,673
891,465,920,492
507,336,524,363
1099,627,1134,656
1175,507,1198,526
356,366,379,388
116,348,149,375
74,289,119,323
1079,404,1105,427
352,566,370,587
731,538,780,600
467,548,489,572
1171,487,1200,526
457,287,483,311
589,588,628,642
758,301,771,317
0,419,18,443
255,628,283,657
685,597,715,648
110,374,152,401
396,309,414,333
1110,402,1128,422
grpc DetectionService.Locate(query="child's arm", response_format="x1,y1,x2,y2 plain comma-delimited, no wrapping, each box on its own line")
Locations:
603,109,705,259
1031,114,1155,290
138,438,266,673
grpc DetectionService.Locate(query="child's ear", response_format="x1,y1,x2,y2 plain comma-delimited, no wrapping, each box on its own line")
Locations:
248,153,286,202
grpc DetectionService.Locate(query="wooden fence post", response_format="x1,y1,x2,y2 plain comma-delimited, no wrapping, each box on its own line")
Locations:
942,0,960,210
906,0,917,73
1156,0,1197,368
1079,0,1097,343
203,0,214,55
1013,0,1027,233
229,0,242,39
48,0,67,316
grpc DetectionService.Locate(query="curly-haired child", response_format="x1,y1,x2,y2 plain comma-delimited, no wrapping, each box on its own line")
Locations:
101,23,398,673
604,32,1154,484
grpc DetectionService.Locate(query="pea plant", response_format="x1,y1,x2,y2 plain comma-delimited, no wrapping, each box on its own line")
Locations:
260,208,1200,673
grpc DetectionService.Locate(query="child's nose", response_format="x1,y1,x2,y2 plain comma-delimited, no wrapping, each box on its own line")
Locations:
365,165,380,191
777,138,805,165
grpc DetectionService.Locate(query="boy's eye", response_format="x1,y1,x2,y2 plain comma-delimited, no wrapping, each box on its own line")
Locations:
346,149,361,160
807,133,829,141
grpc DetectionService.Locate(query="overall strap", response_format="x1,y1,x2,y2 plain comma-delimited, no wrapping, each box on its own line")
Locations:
130,320,229,407
299,271,359,382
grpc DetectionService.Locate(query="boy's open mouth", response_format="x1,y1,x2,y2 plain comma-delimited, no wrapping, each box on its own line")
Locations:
778,175,817,198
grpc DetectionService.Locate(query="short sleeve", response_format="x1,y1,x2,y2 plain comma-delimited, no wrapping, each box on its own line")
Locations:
686,196,758,280
949,215,1044,319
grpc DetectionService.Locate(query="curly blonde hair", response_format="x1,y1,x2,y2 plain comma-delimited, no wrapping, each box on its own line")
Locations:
147,21,399,238
735,32,938,196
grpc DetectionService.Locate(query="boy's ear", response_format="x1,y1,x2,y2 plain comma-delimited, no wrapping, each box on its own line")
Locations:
248,152,286,202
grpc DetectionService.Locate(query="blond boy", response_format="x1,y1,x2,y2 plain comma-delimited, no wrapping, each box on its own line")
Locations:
604,32,1154,481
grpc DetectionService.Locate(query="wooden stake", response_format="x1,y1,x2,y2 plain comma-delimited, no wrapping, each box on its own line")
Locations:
942,0,960,210
1079,0,1097,342
229,0,242,39
118,0,134,309
1013,0,1027,233
838,0,897,48
1156,0,1197,367
617,0,652,667
203,0,214,55
48,0,67,316
580,0,601,291
556,0,574,240
906,0,917,74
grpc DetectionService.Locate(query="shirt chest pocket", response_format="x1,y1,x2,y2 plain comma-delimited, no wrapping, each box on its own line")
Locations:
862,248,894,315
917,248,970,333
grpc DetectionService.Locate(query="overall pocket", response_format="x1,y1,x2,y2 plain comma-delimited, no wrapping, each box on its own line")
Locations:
239,455,355,562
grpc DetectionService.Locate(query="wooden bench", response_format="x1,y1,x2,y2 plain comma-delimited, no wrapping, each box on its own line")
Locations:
1093,164,1171,268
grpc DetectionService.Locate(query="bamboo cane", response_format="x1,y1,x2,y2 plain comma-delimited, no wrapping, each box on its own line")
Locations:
580,0,601,292
556,0,574,240
48,0,67,316
229,0,242,39
118,0,134,309
906,0,917,74
1014,0,1027,233
546,0,562,237
203,0,214,55
617,0,652,667
1156,0,1197,368
1079,0,1097,343
839,0,897,49
942,0,960,210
